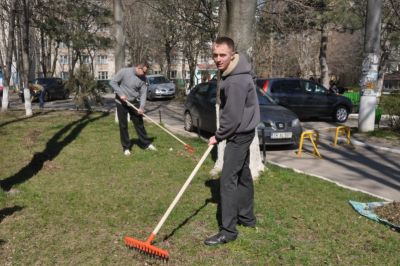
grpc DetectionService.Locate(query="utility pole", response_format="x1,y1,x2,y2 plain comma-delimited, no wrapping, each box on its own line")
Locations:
358,0,382,132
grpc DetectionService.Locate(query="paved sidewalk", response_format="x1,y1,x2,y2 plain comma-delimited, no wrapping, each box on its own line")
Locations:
265,135,400,201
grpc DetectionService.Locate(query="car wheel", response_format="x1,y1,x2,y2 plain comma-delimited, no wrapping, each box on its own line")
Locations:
334,106,349,123
147,92,153,101
64,91,70,99
184,111,194,131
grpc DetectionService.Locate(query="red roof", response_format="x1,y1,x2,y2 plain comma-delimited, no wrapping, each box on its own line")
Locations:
197,63,217,70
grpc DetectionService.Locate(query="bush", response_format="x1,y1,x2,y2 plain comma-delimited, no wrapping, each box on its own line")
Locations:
380,95,400,131
65,66,106,110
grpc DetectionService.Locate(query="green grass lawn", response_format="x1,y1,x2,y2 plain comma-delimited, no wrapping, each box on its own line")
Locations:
1,110,399,265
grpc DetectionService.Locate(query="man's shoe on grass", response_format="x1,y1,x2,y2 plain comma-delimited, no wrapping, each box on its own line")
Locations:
146,144,157,151
124,149,131,156
204,233,236,246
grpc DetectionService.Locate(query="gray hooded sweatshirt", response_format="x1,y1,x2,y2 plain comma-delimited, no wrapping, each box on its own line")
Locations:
110,67,147,109
215,53,260,142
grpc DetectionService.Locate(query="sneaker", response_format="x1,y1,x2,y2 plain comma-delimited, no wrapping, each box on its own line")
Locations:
146,144,157,151
124,149,131,156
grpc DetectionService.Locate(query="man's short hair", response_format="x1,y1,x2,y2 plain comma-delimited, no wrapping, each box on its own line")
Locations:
137,62,149,69
214,36,235,51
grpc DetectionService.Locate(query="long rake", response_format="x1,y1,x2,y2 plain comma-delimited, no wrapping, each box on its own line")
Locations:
125,100,195,153
124,144,214,260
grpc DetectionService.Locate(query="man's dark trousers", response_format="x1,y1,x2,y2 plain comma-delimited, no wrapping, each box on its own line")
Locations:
219,131,256,239
116,99,152,150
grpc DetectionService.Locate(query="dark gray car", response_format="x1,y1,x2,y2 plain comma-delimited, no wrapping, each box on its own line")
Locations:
146,74,176,100
257,78,353,122
184,81,303,145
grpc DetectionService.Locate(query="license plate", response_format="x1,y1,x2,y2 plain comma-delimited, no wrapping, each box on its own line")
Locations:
271,132,292,139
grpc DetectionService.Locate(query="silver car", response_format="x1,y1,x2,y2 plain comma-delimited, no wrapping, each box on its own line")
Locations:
146,74,176,100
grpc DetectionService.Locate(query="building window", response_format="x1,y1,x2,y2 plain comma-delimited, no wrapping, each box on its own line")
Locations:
97,55,108,65
59,42,67,48
97,24,109,33
98,71,108,80
82,55,90,64
170,70,177,79
59,55,69,65
61,71,69,80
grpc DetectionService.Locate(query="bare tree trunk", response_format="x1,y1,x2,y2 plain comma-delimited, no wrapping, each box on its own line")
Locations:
358,0,382,132
212,0,264,179
114,0,126,123
50,41,59,77
40,28,47,77
165,42,172,79
21,0,32,116
319,22,330,89
1,0,17,112
114,0,125,71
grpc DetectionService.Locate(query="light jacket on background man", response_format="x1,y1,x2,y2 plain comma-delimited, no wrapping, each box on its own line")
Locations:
110,67,147,109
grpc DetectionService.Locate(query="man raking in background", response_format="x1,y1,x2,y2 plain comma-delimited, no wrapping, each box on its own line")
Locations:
110,62,157,156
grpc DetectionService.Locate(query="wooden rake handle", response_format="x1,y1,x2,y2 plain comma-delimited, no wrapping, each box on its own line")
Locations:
152,145,214,236
125,100,193,152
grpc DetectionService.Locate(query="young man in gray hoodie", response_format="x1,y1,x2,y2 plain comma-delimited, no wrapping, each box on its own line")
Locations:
205,37,260,246
110,63,156,155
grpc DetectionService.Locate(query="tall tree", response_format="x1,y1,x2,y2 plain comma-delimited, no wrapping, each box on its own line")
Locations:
212,0,265,179
20,0,33,116
1,0,17,112
113,0,125,72
358,0,382,132
113,0,125,122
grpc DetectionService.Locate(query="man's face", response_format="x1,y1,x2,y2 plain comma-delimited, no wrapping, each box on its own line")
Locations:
212,43,234,72
136,66,147,77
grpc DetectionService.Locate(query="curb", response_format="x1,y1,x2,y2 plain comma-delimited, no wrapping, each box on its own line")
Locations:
351,138,400,155
337,137,400,155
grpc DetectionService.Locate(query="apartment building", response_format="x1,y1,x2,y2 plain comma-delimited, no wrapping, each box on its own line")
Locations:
55,43,216,90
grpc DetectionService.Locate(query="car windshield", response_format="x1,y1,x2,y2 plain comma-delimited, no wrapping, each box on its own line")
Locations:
256,88,276,105
148,76,169,84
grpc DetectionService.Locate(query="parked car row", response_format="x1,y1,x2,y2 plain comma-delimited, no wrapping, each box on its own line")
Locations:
183,77,353,146
183,81,303,146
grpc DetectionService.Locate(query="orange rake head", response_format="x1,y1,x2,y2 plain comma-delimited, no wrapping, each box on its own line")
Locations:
124,233,169,260
184,144,195,154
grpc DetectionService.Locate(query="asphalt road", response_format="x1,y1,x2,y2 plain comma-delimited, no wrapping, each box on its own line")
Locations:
7,93,400,201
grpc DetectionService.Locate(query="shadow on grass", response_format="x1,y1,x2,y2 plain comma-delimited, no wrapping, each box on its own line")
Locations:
0,205,24,245
0,112,109,192
0,205,24,223
162,178,221,242
0,110,56,129
162,200,209,242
